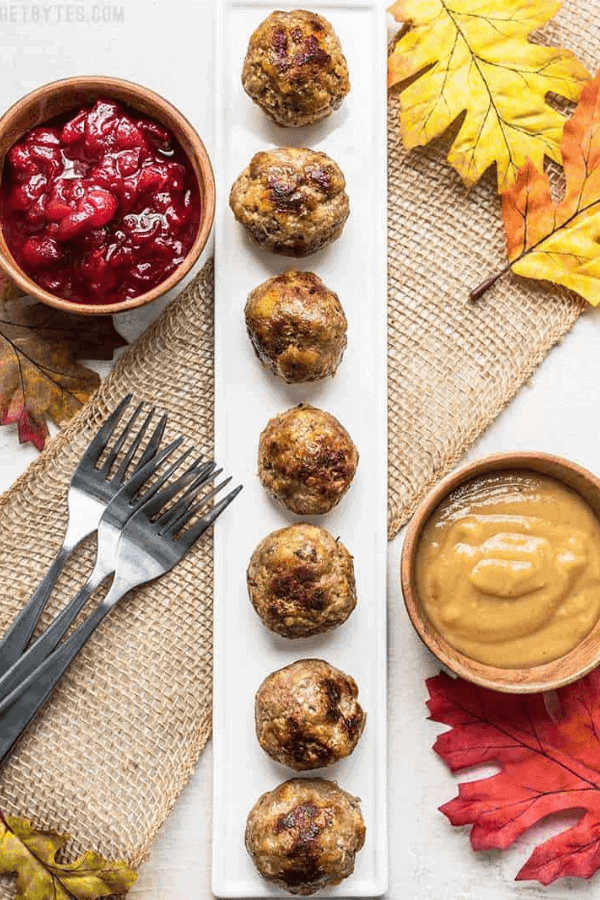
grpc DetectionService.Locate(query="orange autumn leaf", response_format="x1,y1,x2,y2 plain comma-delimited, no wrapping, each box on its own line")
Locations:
0,298,126,450
499,69,600,306
388,0,589,191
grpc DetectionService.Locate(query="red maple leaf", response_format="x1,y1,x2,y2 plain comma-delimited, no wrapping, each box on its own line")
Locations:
428,670,600,884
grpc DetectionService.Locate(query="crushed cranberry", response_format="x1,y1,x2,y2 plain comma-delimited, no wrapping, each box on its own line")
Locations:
1,99,200,305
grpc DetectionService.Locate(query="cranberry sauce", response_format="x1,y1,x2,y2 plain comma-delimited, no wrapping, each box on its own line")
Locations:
1,99,201,305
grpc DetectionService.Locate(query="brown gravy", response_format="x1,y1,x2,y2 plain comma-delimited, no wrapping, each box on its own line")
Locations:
415,470,600,668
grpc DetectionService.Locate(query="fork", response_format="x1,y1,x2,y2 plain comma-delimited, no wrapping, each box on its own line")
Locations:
0,439,210,705
0,395,166,674
0,464,241,764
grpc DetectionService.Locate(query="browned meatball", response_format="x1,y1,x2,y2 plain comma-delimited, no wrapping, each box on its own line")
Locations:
247,524,356,637
229,148,349,257
245,778,365,895
255,659,366,770
242,10,350,127
258,405,358,515
245,270,347,383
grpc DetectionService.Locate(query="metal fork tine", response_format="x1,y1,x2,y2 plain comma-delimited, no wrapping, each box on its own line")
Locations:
137,443,191,501
178,484,243,548
135,447,199,514
98,401,143,476
173,453,206,485
111,407,155,485
162,472,227,535
116,437,184,506
175,476,231,527
156,463,220,531
182,453,204,475
82,394,132,466
134,412,168,474
157,457,213,516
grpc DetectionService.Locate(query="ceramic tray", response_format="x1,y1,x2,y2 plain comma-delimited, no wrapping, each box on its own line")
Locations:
212,0,388,894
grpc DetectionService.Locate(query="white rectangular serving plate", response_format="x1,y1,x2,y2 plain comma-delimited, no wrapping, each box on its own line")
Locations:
212,0,388,896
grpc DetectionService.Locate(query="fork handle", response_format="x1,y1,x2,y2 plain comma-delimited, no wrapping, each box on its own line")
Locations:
0,575,102,704
0,600,113,764
0,544,72,675
0,570,136,762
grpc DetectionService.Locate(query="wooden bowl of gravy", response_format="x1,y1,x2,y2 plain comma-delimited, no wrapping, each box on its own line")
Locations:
401,452,600,693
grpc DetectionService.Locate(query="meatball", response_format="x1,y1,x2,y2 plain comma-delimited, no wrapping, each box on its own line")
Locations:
247,524,356,638
245,270,347,383
245,777,365,895
258,405,358,515
229,147,349,257
241,10,350,127
255,659,366,770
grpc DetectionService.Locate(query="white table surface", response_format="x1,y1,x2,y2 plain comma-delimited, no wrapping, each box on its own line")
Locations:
2,1,600,897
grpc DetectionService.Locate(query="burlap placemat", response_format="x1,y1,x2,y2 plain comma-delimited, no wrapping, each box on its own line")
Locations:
387,0,599,538
0,0,597,887
0,261,215,890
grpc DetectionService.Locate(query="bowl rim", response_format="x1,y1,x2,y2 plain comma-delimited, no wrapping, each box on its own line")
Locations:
0,75,215,315
401,450,600,693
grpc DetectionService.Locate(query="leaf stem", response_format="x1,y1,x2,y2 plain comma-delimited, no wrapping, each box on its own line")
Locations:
469,261,513,301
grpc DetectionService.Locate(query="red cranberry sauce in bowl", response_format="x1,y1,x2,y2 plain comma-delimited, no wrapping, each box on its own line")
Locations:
0,98,201,305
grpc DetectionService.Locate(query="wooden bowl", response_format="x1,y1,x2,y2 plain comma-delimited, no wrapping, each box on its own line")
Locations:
0,76,215,315
401,451,600,693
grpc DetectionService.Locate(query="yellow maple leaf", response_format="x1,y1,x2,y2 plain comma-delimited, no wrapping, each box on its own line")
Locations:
388,0,590,191
0,812,136,900
491,69,600,306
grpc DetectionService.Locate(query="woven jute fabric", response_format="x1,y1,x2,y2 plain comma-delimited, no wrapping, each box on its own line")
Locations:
0,261,214,891
0,0,597,888
387,0,599,538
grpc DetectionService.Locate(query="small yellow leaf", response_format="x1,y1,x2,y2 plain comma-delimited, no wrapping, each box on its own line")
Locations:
501,70,600,306
0,813,136,900
388,0,590,191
